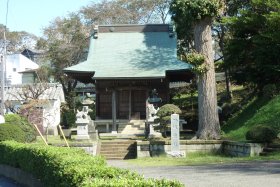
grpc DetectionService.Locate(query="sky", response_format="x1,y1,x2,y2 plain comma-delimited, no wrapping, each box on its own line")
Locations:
0,0,98,37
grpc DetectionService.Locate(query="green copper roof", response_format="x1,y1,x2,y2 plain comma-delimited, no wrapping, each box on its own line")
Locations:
64,25,192,79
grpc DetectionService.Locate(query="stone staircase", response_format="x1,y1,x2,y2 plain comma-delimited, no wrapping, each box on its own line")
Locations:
99,140,137,160
118,120,145,135
260,143,280,156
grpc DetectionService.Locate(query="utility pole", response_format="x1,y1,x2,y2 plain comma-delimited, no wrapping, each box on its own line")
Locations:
1,0,9,118
1,32,7,116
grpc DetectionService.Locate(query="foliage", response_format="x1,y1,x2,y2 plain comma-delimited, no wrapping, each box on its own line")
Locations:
3,114,36,142
224,0,280,89
0,141,183,187
246,125,277,143
156,104,182,123
61,108,76,129
0,124,26,142
262,84,279,98
222,95,280,141
40,13,88,98
186,52,207,74
170,0,224,53
0,24,38,53
80,0,171,25
155,104,182,137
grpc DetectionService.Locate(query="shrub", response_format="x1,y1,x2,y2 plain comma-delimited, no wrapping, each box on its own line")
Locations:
0,141,183,187
263,84,279,98
155,104,182,137
246,125,277,143
0,124,26,142
61,110,76,128
4,114,36,142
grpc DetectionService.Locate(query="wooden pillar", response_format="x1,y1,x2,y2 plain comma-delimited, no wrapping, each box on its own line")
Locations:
128,89,132,120
95,91,99,119
112,90,117,131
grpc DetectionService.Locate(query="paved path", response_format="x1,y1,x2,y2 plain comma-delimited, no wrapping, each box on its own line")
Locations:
107,160,280,187
0,176,21,187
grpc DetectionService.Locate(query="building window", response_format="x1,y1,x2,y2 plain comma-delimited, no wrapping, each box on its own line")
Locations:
13,68,16,72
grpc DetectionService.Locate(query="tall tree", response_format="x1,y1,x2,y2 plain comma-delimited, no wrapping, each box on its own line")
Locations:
39,13,88,100
213,0,250,99
80,0,171,25
224,0,280,90
171,0,224,139
0,24,38,53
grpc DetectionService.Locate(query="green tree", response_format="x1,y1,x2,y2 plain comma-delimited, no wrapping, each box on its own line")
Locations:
171,0,224,139
39,13,89,100
224,0,280,90
0,24,38,53
155,104,182,137
80,0,171,25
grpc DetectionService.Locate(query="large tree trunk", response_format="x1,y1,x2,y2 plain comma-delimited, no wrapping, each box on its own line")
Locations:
194,17,220,139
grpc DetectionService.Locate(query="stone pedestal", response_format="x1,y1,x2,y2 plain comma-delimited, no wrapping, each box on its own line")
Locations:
75,107,90,140
76,122,90,140
148,124,162,139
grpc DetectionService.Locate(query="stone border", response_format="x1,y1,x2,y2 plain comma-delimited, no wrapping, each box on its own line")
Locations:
222,141,264,156
0,165,43,187
137,140,264,158
51,142,99,156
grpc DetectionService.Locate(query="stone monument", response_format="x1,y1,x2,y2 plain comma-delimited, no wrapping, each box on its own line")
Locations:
167,114,185,157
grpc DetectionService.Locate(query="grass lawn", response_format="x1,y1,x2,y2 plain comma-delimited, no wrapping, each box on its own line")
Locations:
222,95,280,141
127,152,280,167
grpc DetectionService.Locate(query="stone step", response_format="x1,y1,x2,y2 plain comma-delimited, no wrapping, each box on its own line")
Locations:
102,155,135,160
260,144,280,156
268,143,280,148
101,140,135,145
100,146,135,151
99,140,137,160
263,147,280,152
101,148,135,152
260,152,269,156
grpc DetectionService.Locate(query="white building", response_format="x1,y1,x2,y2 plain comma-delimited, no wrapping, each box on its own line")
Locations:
4,83,65,135
4,54,39,85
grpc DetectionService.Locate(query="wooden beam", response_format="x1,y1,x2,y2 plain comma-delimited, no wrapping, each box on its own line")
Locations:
129,89,131,120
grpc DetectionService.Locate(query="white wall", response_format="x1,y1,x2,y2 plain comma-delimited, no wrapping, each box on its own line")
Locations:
5,54,39,85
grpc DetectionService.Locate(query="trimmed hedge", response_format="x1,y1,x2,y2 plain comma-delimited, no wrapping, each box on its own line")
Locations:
0,124,26,142
246,125,277,143
4,114,37,142
0,141,183,187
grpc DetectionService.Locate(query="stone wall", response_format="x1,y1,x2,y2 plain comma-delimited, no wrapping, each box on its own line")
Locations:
137,140,264,158
52,142,99,156
222,141,264,157
137,140,223,158
0,165,43,187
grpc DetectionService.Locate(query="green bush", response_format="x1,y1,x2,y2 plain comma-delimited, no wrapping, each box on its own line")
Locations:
263,84,279,98
0,141,183,187
4,114,36,142
155,104,182,137
0,124,26,142
61,110,76,128
246,125,278,143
